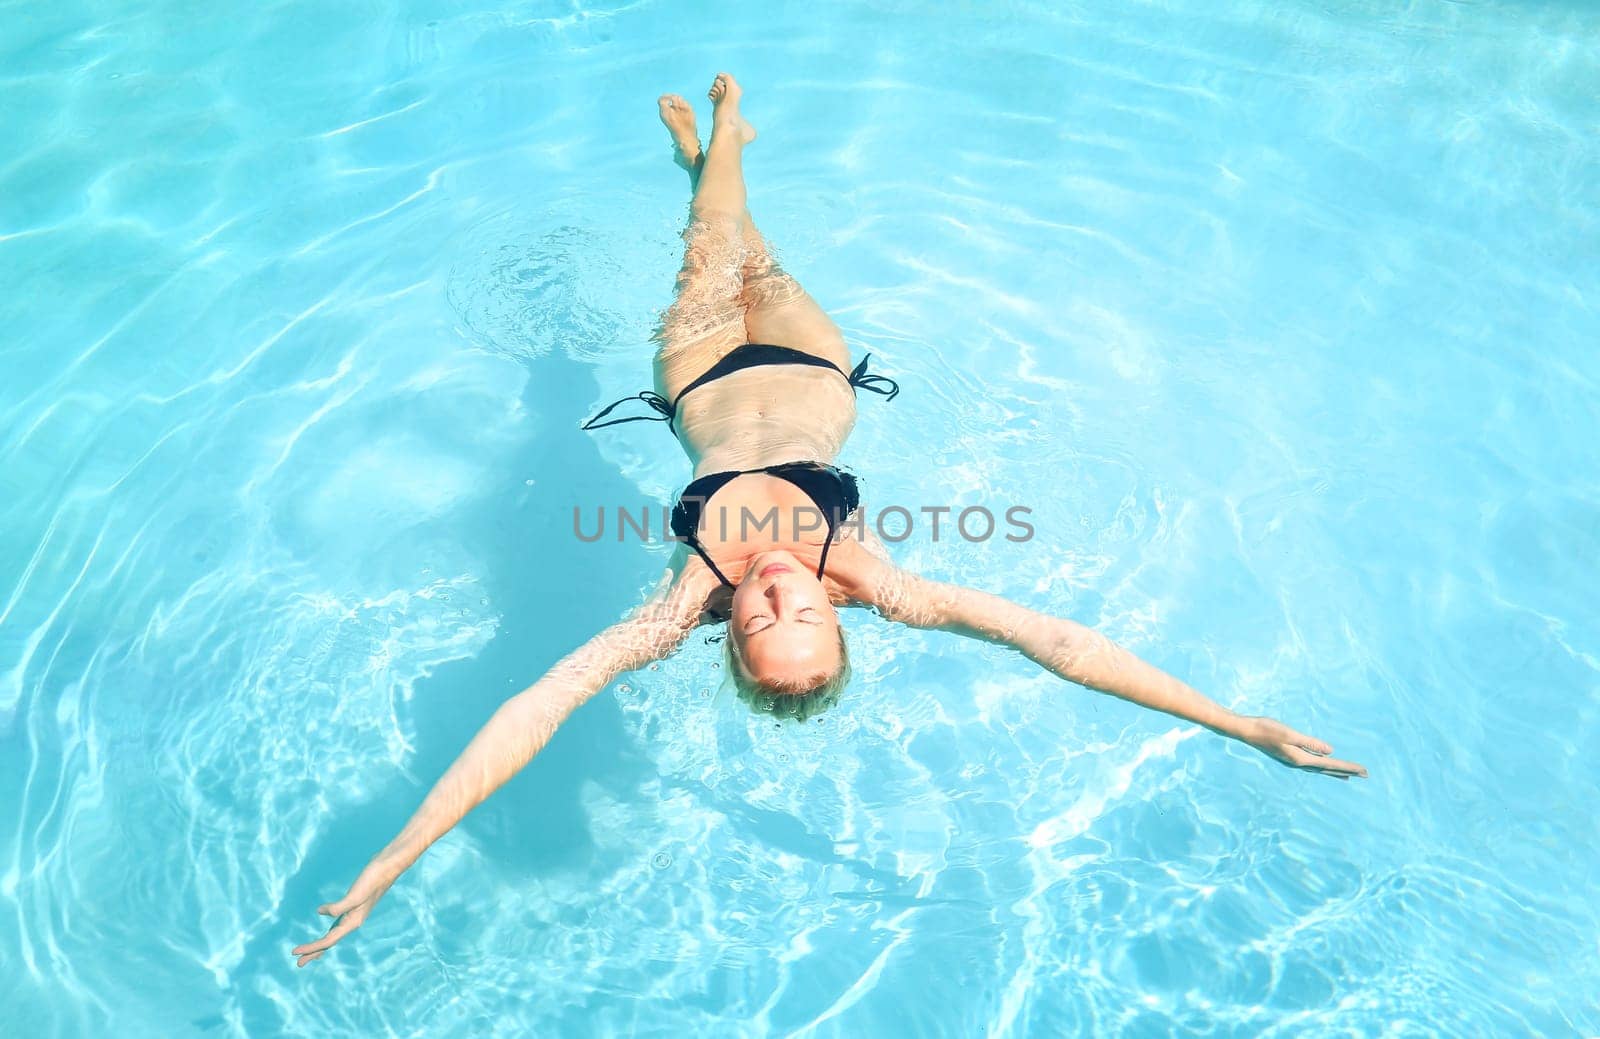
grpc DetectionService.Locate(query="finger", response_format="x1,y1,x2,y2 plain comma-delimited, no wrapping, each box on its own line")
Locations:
292,918,360,958
291,928,348,955
1289,731,1333,756
1283,745,1340,769
296,949,326,968
1300,755,1367,778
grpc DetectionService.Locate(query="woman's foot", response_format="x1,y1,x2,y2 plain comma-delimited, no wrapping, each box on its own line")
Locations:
657,94,703,178
707,72,757,146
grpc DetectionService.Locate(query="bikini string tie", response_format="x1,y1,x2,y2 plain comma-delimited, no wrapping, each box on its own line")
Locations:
848,353,900,401
581,390,674,430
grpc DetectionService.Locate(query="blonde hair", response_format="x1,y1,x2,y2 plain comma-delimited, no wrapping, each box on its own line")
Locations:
725,627,851,723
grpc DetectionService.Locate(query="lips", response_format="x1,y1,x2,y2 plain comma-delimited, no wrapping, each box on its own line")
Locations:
757,563,792,578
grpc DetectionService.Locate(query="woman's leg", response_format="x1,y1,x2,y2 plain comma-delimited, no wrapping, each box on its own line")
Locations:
661,99,849,368
739,243,852,369
659,94,704,192
660,94,783,294
651,75,759,400
693,91,849,367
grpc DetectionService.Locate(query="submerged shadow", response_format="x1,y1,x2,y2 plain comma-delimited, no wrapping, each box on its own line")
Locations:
264,348,668,990
404,347,665,876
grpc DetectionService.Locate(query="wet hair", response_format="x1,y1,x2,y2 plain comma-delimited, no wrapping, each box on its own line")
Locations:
725,627,851,723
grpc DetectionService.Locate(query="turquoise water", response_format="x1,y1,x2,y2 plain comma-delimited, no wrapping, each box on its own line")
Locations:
3,0,1598,1034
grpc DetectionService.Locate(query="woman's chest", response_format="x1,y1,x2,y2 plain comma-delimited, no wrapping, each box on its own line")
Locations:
695,473,830,549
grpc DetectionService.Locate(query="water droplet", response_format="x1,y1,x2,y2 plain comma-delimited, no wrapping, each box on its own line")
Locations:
649,663,659,671
618,683,631,693
651,851,671,870
524,479,535,487
699,688,710,698
480,598,488,606
778,753,789,763
711,662,720,670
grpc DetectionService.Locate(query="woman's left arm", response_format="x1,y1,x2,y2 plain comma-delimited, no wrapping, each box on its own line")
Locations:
292,567,712,966
870,570,1367,780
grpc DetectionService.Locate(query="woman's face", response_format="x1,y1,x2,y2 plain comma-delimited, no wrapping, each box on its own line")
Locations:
728,550,841,685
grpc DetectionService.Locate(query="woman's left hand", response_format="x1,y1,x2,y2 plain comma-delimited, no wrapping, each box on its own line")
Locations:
291,859,399,967
1234,715,1369,780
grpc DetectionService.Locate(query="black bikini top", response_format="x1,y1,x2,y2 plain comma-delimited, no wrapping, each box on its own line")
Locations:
671,461,861,589
580,343,890,600
582,343,899,433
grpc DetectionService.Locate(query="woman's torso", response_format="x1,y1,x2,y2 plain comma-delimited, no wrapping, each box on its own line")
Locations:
655,341,859,476
641,335,878,606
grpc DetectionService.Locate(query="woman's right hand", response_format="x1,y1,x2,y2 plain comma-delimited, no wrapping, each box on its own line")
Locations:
1234,714,1369,780
292,859,400,967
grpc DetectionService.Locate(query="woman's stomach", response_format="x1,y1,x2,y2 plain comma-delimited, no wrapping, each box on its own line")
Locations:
676,365,858,475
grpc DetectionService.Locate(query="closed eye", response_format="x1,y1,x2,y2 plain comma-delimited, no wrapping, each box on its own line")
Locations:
745,608,827,636
745,608,825,630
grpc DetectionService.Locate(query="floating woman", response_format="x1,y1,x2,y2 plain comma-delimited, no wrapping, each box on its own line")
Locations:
294,73,1365,967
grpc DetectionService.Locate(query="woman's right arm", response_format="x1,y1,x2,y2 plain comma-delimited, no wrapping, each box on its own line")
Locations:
292,568,709,966
862,563,1366,780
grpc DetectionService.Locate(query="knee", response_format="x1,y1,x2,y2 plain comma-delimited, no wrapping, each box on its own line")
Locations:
680,224,746,279
687,206,744,240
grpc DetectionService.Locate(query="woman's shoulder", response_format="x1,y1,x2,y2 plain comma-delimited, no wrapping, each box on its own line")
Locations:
650,543,727,627
825,512,902,609
835,505,892,560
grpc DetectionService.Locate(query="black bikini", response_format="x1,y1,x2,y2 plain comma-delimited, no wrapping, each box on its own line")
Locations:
583,343,898,590
582,342,898,434
670,461,862,588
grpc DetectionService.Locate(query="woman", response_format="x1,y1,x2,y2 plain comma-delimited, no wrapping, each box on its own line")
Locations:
293,74,1366,968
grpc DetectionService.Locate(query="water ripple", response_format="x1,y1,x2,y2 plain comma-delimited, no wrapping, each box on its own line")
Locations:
4,0,1599,1035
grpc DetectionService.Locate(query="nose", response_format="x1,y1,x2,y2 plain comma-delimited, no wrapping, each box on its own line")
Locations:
764,581,789,614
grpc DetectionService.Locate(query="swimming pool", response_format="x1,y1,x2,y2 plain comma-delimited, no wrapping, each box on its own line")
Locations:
3,0,1597,1034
